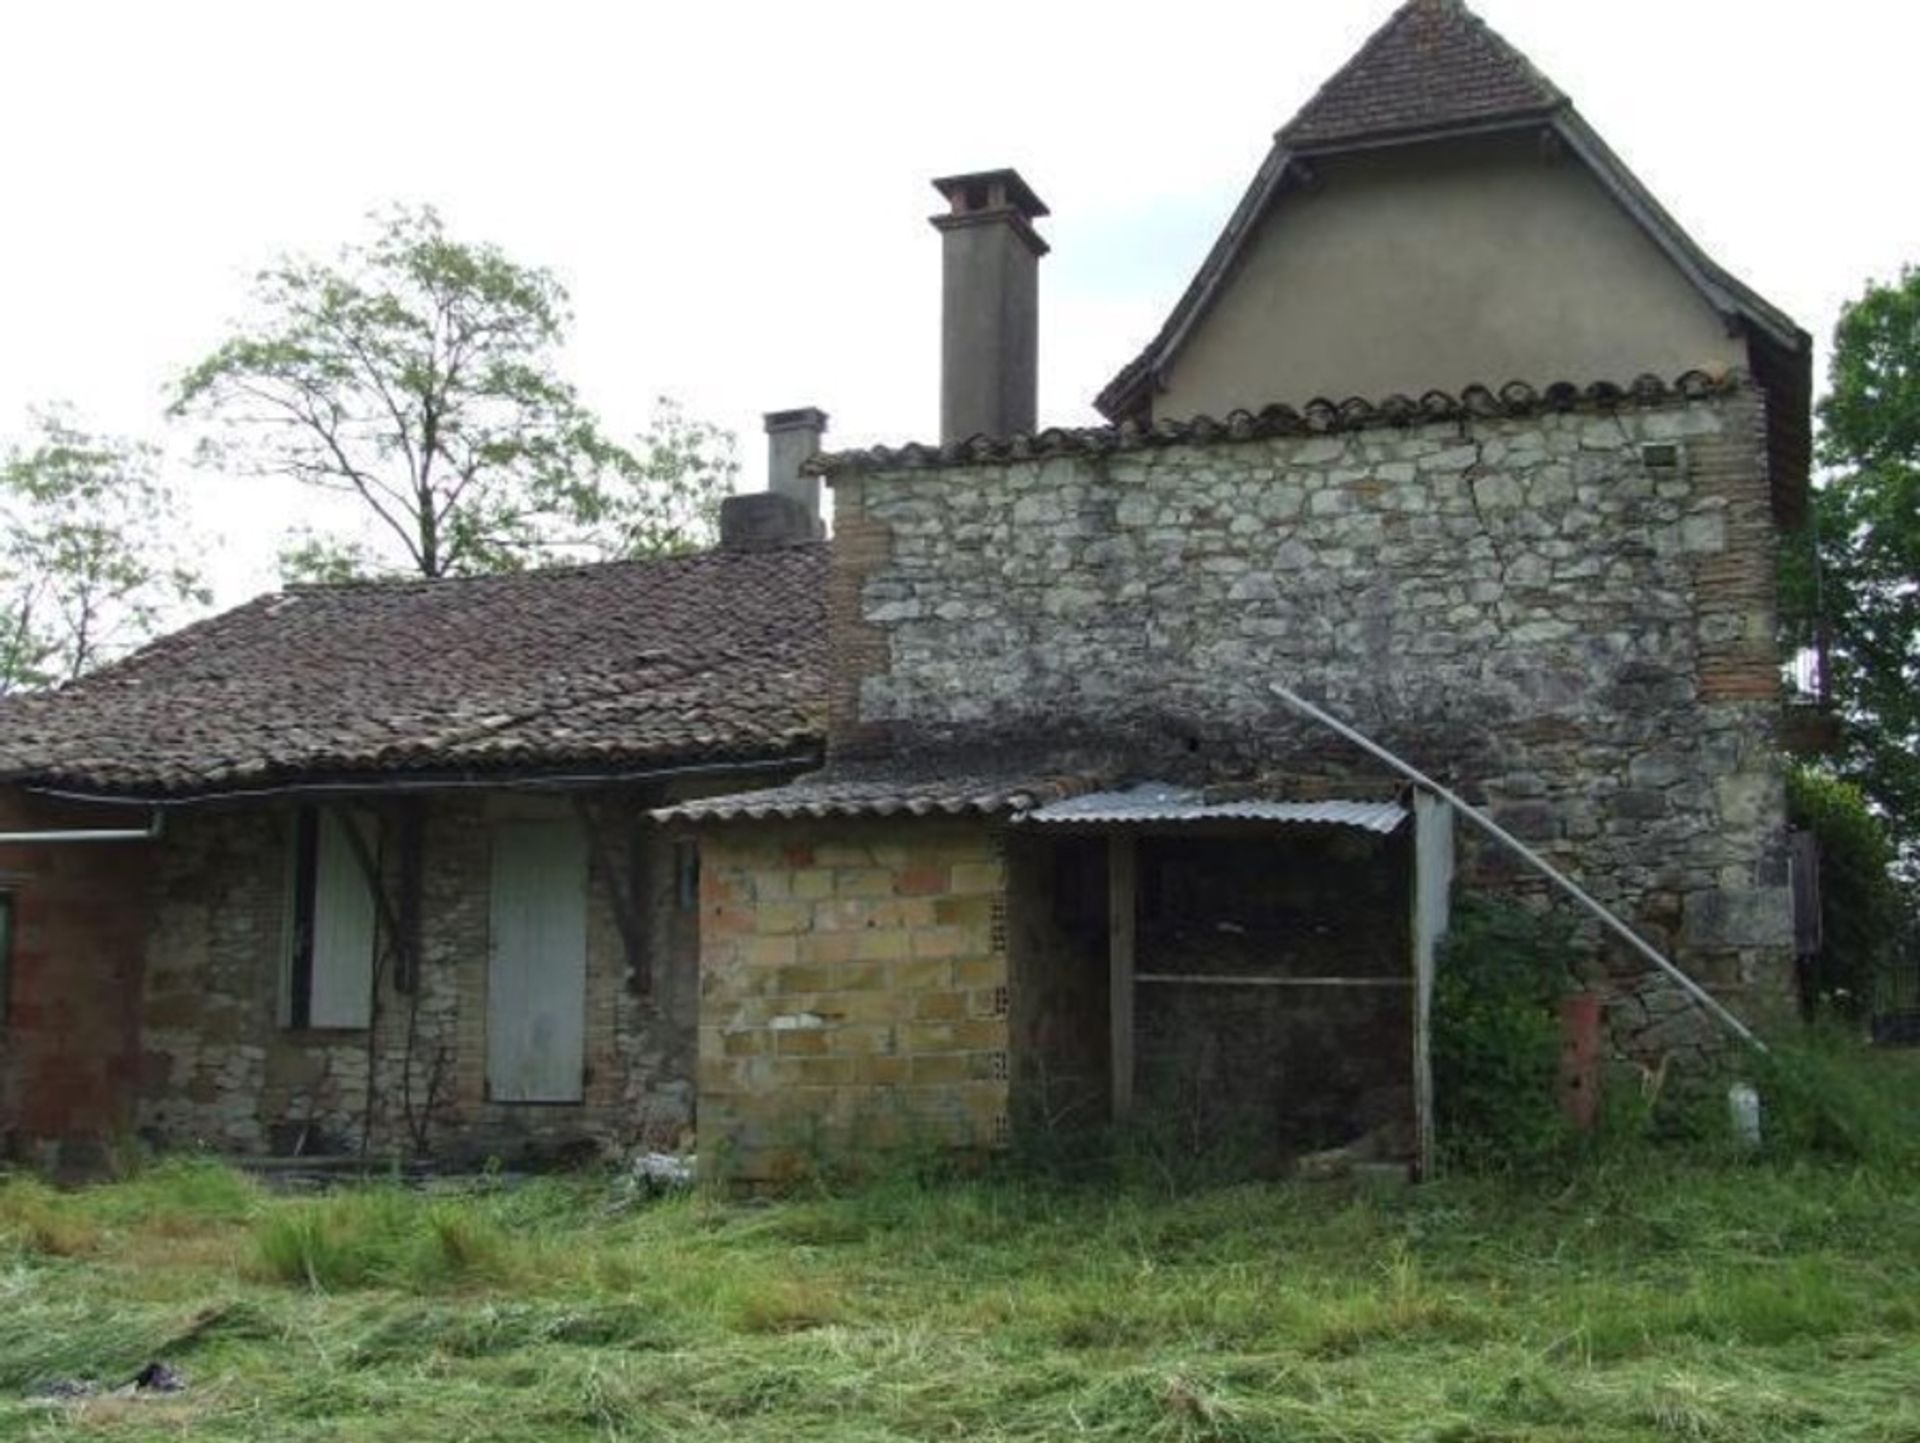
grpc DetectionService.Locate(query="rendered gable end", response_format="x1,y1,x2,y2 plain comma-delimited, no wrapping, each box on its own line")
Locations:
1099,0,1810,519
1154,132,1747,420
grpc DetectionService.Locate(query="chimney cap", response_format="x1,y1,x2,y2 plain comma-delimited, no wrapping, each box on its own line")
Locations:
931,168,1049,221
764,407,830,435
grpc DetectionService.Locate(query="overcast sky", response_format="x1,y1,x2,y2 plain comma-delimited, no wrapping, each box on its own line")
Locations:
1,1,1912,608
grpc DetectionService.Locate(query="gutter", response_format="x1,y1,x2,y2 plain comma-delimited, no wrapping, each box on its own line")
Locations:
0,810,165,844
18,752,821,810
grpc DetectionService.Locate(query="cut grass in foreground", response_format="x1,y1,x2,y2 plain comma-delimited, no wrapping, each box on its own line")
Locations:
5,1043,1920,1442
1,1148,1918,1442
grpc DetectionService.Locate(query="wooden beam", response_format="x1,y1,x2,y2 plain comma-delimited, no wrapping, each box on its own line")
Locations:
571,792,653,994
1411,792,1455,1182
1108,833,1137,1121
328,801,423,995
1134,974,1410,989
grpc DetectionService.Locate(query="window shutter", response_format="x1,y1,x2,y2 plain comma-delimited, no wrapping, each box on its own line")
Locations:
308,810,377,1028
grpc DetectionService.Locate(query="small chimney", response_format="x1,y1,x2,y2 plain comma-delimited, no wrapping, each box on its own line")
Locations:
930,168,1049,443
719,407,828,550
764,407,828,527
719,491,815,551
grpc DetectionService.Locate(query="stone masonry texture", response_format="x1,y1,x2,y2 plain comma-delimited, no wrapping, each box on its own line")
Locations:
697,819,1009,1181
1,790,699,1162
827,385,1796,1058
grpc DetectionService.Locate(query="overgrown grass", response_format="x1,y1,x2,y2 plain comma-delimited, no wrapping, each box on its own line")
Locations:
2,1053,1919,1439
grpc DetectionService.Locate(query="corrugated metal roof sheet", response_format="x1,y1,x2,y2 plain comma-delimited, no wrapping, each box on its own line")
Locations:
653,766,1111,824
1023,783,1406,833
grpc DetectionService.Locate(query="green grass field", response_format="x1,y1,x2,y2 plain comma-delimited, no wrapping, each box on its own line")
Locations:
4,1057,1919,1440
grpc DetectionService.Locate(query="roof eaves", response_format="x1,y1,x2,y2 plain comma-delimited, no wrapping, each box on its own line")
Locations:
12,743,826,808
826,369,1748,475
1285,106,1562,160
1094,141,1297,422
1092,107,1806,424
1021,784,1408,833
1549,109,1808,355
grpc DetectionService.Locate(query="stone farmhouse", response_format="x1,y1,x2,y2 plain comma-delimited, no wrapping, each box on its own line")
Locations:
0,0,1812,1178
0,539,826,1169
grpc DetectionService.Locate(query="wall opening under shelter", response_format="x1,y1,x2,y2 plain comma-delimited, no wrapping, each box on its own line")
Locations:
1009,824,1417,1174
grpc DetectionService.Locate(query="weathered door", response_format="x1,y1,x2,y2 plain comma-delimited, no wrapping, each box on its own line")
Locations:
487,818,588,1102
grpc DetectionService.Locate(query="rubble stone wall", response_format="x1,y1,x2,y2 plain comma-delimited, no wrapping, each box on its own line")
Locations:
130,794,697,1159
830,386,1795,1054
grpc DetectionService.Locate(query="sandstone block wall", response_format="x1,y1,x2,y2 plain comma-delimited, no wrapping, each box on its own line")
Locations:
697,820,1009,1180
829,386,1796,1047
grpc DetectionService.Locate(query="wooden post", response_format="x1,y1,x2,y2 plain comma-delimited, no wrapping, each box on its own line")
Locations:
1410,792,1455,1180
1558,991,1603,1131
1108,833,1137,1121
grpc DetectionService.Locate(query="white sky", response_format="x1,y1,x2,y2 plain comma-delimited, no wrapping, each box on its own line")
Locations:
1,1,1913,608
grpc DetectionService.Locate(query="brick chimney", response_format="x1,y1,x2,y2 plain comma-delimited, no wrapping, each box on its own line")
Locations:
719,407,828,550
930,169,1048,443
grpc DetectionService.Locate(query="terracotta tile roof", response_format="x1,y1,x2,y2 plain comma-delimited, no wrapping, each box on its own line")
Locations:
655,761,1114,824
0,543,827,798
1279,0,1563,152
818,370,1742,475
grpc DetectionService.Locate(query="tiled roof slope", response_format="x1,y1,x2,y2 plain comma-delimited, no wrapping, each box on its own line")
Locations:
1280,0,1564,151
0,544,827,798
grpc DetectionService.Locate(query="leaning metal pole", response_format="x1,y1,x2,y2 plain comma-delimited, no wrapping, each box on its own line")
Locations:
1268,681,1766,1054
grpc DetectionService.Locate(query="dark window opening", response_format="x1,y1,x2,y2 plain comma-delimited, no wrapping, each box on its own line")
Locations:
288,807,319,1029
675,841,700,911
285,806,376,1030
0,892,14,1025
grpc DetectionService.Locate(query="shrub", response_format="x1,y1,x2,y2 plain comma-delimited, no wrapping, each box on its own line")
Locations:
1432,896,1576,1170
1786,765,1906,1019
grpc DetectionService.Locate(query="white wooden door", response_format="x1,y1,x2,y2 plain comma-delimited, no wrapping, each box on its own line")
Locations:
487,818,588,1102
309,810,378,1029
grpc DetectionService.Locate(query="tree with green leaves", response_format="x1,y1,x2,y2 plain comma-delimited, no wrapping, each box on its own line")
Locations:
172,205,734,581
1785,267,1920,864
0,411,209,694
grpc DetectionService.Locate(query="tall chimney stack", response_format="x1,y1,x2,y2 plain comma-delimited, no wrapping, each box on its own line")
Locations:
930,169,1048,443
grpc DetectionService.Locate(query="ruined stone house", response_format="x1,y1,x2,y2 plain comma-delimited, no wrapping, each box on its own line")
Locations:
1,0,1813,1177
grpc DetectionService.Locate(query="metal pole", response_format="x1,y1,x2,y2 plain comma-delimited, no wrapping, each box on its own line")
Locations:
1268,681,1766,1053
0,812,165,844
